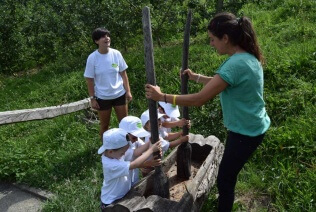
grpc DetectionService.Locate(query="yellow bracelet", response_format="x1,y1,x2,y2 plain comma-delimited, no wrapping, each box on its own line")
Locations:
172,95,177,106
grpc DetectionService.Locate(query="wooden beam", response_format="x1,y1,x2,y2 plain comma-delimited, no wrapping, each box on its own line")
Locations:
142,6,170,199
0,98,90,125
177,9,193,180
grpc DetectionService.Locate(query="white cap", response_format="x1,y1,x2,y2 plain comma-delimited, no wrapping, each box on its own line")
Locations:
158,102,180,118
97,128,128,154
119,116,150,137
140,109,164,127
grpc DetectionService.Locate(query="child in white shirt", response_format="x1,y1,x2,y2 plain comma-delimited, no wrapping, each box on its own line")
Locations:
140,109,188,176
158,101,191,141
98,128,161,210
119,116,161,186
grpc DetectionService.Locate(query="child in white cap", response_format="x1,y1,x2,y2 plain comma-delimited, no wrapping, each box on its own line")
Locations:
158,102,191,141
119,116,161,185
98,128,161,210
140,109,188,176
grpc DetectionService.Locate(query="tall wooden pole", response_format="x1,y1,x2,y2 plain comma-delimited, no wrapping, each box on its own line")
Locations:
142,6,170,199
177,9,192,179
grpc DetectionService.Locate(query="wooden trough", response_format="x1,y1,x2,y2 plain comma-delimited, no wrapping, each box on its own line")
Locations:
104,133,224,212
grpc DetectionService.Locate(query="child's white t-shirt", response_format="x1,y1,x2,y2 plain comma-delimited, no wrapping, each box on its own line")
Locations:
84,48,128,100
124,138,145,186
101,155,131,205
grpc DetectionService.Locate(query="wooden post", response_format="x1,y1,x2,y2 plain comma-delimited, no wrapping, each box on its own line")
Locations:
177,9,193,179
142,6,170,199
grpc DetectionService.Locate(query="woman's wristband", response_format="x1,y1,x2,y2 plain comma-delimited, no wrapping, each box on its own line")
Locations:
172,95,177,106
164,93,167,103
196,74,201,83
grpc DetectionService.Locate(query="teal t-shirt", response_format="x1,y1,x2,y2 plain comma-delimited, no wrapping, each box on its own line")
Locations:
216,53,270,136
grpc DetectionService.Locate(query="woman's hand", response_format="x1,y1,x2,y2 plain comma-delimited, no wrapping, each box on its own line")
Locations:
90,99,100,110
182,69,197,81
145,84,163,101
126,91,132,102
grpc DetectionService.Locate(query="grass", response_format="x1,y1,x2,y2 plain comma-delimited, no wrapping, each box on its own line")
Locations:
1,0,316,211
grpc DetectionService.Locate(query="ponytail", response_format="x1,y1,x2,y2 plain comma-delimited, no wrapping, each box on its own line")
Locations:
208,12,264,64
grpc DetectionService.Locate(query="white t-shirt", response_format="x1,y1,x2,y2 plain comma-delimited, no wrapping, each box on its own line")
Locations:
84,48,128,99
100,155,131,204
124,139,145,186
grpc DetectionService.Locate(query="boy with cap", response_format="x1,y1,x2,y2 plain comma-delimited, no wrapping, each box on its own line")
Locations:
158,102,191,141
119,116,161,185
140,109,188,176
98,128,161,210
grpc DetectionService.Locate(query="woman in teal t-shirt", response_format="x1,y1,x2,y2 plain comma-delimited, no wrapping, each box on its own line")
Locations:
145,12,270,211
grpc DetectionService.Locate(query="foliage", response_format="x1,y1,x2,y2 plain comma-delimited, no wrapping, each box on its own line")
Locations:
0,0,315,211
0,0,218,74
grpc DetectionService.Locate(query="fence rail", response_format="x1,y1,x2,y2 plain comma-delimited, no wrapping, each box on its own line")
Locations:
0,98,90,125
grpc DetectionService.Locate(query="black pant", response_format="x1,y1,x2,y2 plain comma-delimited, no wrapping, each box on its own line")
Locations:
217,131,264,212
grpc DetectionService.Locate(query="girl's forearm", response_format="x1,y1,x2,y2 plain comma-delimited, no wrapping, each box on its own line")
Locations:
85,78,95,96
120,71,131,93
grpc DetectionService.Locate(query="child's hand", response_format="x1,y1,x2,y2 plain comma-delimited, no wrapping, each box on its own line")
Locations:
145,156,162,167
180,135,189,143
151,140,162,153
179,118,191,128
186,120,191,129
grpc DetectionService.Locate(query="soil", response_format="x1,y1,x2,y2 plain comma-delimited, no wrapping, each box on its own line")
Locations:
167,160,201,202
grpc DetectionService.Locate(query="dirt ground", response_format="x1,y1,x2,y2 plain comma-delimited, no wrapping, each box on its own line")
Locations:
167,161,201,202
164,160,273,210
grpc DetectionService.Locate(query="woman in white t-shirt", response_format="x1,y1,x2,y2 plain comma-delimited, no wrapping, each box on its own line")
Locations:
84,28,132,140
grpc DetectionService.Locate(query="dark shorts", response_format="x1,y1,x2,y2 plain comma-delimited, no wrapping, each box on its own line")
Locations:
101,202,109,211
96,93,126,110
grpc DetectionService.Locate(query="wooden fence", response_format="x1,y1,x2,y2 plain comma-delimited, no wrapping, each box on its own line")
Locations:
0,98,90,125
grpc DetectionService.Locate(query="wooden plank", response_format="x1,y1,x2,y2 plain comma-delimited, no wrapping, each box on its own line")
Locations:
0,98,90,125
